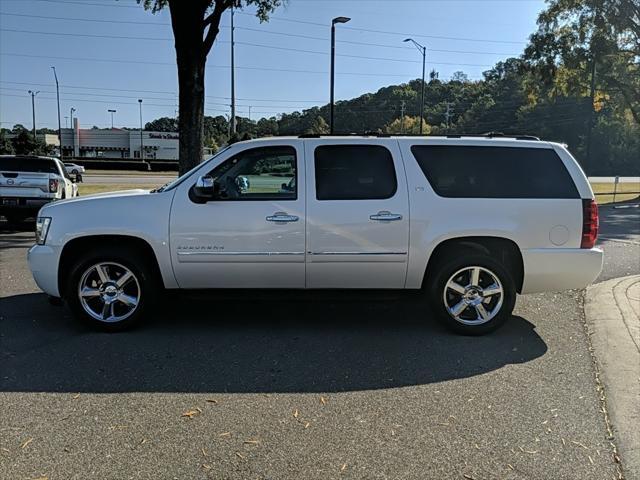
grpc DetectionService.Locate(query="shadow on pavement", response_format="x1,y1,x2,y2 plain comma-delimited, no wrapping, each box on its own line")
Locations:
0,292,547,393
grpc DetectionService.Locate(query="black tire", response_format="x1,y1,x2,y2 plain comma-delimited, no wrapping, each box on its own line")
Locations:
427,253,516,335
71,169,78,175
66,246,159,331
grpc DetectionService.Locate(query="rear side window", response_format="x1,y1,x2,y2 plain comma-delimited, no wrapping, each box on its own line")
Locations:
0,157,58,174
314,145,397,200
411,146,579,199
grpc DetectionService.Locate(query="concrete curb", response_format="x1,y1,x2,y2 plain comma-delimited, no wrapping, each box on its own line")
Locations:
586,275,640,479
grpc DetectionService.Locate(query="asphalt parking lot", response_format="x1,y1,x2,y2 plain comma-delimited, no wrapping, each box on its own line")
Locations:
1,206,638,479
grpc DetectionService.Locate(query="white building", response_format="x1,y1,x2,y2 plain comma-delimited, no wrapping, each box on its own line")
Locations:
60,119,179,160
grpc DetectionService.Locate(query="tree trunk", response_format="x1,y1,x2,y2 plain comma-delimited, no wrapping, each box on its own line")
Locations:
169,1,208,175
176,54,206,175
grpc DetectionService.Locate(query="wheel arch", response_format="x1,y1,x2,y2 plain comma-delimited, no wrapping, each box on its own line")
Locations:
423,236,524,293
58,234,164,298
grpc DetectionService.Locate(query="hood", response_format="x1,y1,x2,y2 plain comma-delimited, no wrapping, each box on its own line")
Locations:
40,189,152,213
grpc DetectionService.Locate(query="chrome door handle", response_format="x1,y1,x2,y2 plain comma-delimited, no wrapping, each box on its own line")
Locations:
266,212,299,223
370,211,403,221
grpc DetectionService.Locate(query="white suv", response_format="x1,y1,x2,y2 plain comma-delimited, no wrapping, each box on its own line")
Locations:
28,136,602,334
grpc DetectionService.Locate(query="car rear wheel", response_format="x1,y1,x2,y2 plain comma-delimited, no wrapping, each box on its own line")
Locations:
428,253,516,335
66,247,158,331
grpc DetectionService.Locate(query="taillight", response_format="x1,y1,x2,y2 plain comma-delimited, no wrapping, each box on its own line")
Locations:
581,199,599,249
49,178,59,193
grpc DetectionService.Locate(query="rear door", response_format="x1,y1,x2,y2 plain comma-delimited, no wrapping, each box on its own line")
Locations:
305,139,410,288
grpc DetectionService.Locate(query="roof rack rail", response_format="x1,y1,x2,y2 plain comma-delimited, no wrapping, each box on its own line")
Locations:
296,133,540,140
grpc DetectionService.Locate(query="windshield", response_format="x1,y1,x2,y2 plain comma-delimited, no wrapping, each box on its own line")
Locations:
153,146,231,193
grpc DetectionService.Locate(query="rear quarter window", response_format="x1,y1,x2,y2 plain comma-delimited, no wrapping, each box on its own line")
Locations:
410,145,580,199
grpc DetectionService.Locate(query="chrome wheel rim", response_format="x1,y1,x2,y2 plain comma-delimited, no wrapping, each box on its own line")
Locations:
78,262,141,323
443,266,504,326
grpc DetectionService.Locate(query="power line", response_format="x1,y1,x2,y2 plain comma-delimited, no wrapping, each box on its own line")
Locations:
0,29,504,66
3,52,484,78
1,5,529,45
0,13,523,56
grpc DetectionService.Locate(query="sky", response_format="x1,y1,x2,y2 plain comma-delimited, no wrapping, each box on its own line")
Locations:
0,0,546,130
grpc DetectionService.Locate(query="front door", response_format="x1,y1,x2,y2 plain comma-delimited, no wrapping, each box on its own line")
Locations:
169,141,305,289
305,140,410,288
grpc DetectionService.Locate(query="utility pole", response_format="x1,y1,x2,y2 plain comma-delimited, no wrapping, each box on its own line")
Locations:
444,102,454,132
28,90,39,139
70,107,76,158
403,38,427,134
585,55,597,174
51,67,62,158
108,109,116,129
230,6,237,135
330,16,351,134
248,106,252,122
400,100,406,134
138,99,144,160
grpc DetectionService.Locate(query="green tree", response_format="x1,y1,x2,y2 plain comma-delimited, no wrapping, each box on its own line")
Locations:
0,131,15,155
145,117,179,132
10,131,55,156
385,115,431,134
305,116,329,135
138,0,283,174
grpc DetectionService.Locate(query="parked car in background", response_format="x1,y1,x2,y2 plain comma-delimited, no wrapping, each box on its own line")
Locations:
0,155,79,225
28,135,602,334
64,163,85,175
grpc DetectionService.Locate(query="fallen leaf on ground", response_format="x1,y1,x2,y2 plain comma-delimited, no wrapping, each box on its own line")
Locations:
32,476,48,480
572,440,589,450
304,422,310,429
320,396,327,405
181,410,200,419
72,394,80,399
201,448,207,457
201,464,211,470
244,439,259,445
219,432,231,437
205,399,218,404
588,455,594,464
21,438,33,449
463,474,475,480
340,463,347,471
236,452,245,459
507,464,514,471
139,439,147,445
293,409,299,418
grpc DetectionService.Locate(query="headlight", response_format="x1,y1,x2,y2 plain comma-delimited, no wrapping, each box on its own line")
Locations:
35,217,52,245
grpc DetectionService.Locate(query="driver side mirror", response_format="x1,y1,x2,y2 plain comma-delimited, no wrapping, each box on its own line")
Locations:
191,175,218,203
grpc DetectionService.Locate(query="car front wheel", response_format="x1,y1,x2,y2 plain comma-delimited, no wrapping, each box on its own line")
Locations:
66,247,158,331
428,253,516,335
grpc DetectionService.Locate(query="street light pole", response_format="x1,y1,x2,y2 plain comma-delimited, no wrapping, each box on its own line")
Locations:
28,90,39,139
108,109,116,129
51,67,62,157
70,107,76,159
138,99,144,161
230,6,237,135
403,38,427,135
330,16,351,134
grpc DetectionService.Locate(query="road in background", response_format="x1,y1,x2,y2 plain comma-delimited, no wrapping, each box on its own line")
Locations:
82,173,176,185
